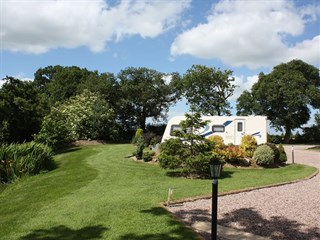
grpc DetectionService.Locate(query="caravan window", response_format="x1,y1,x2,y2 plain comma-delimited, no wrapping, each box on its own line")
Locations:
237,122,243,132
170,125,182,136
212,125,225,132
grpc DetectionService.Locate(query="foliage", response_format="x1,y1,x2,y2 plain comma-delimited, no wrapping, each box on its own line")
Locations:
132,128,143,144
266,143,280,163
158,112,215,176
278,144,287,164
34,65,119,106
268,134,283,144
219,145,245,164
239,135,257,158
0,142,55,183
142,151,155,162
237,59,320,143
253,144,275,166
208,135,225,150
117,67,180,131
0,77,46,143
35,91,117,150
134,137,145,160
180,64,236,116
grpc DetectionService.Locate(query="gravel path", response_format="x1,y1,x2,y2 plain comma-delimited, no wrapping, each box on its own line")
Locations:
168,145,320,240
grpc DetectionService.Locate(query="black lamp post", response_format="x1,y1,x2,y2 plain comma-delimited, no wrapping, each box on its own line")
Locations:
210,158,222,240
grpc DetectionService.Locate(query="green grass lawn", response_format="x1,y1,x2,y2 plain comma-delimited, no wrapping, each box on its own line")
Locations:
0,144,317,240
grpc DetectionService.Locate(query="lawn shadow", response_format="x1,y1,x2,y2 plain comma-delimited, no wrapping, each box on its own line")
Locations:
165,169,234,179
219,207,320,240
20,224,108,240
118,207,198,240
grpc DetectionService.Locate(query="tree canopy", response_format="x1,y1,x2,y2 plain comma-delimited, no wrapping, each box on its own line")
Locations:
237,59,320,143
180,64,236,115
117,67,180,131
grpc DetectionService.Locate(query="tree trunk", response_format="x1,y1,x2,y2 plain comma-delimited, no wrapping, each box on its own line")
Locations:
284,127,291,143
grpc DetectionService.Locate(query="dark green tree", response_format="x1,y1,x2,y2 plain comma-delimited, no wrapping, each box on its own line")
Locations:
158,111,214,176
237,59,320,143
0,77,46,142
181,65,236,116
117,67,180,131
34,65,118,106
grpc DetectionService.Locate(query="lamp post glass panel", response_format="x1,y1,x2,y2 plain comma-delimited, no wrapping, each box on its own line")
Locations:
210,158,221,240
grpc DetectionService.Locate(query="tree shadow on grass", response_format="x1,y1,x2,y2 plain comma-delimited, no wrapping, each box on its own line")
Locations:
118,207,198,240
20,225,108,240
219,207,320,240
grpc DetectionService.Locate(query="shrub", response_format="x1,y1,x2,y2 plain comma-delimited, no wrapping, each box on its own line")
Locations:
266,143,280,163
142,151,155,162
278,144,287,164
185,153,212,176
158,153,182,169
0,142,55,183
134,137,145,160
208,135,225,150
132,128,143,144
239,135,257,158
219,145,245,164
253,144,275,166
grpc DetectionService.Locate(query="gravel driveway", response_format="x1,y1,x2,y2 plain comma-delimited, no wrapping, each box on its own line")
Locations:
168,145,320,240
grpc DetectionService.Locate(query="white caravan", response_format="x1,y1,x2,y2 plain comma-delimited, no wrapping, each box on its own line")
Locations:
161,116,267,145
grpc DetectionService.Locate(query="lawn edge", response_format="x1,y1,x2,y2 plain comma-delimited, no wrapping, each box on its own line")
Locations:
163,164,319,205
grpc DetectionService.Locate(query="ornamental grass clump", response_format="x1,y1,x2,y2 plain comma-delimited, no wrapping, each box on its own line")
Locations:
0,142,55,183
253,144,275,166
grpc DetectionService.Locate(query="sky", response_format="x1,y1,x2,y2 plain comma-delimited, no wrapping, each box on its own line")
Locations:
1,0,320,131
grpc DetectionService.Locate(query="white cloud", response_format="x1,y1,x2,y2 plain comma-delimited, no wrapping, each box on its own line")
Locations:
170,0,320,68
1,0,191,54
231,74,258,100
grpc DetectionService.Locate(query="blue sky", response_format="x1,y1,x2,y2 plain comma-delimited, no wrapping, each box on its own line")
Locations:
1,0,320,131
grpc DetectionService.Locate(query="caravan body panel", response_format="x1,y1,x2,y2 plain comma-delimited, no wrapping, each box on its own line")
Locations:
161,116,267,145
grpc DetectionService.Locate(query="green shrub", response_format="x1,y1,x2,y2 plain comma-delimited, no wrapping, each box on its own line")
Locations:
132,128,143,144
134,137,145,160
253,144,275,166
208,135,225,150
239,135,257,158
278,144,287,164
266,143,280,163
0,142,55,183
142,151,155,162
185,153,212,176
158,138,187,169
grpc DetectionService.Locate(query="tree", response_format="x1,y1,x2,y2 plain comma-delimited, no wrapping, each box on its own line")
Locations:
0,77,46,143
117,67,180,132
181,65,236,116
237,59,320,143
34,65,118,106
158,111,214,176
35,91,118,150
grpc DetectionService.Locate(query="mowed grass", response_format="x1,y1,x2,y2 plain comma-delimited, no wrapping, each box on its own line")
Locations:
0,144,317,240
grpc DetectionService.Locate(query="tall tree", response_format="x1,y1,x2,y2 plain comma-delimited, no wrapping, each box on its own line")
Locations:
0,77,46,142
34,65,118,106
237,59,320,143
117,67,180,131
181,65,236,116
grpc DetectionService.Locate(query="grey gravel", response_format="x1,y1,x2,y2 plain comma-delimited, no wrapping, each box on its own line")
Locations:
169,145,320,240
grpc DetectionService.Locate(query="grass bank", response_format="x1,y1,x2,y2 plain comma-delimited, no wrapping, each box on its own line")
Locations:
0,144,316,240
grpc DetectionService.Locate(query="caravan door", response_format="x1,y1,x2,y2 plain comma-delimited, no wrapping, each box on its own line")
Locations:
235,119,245,145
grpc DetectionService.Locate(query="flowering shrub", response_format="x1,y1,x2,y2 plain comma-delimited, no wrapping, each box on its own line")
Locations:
219,145,245,164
